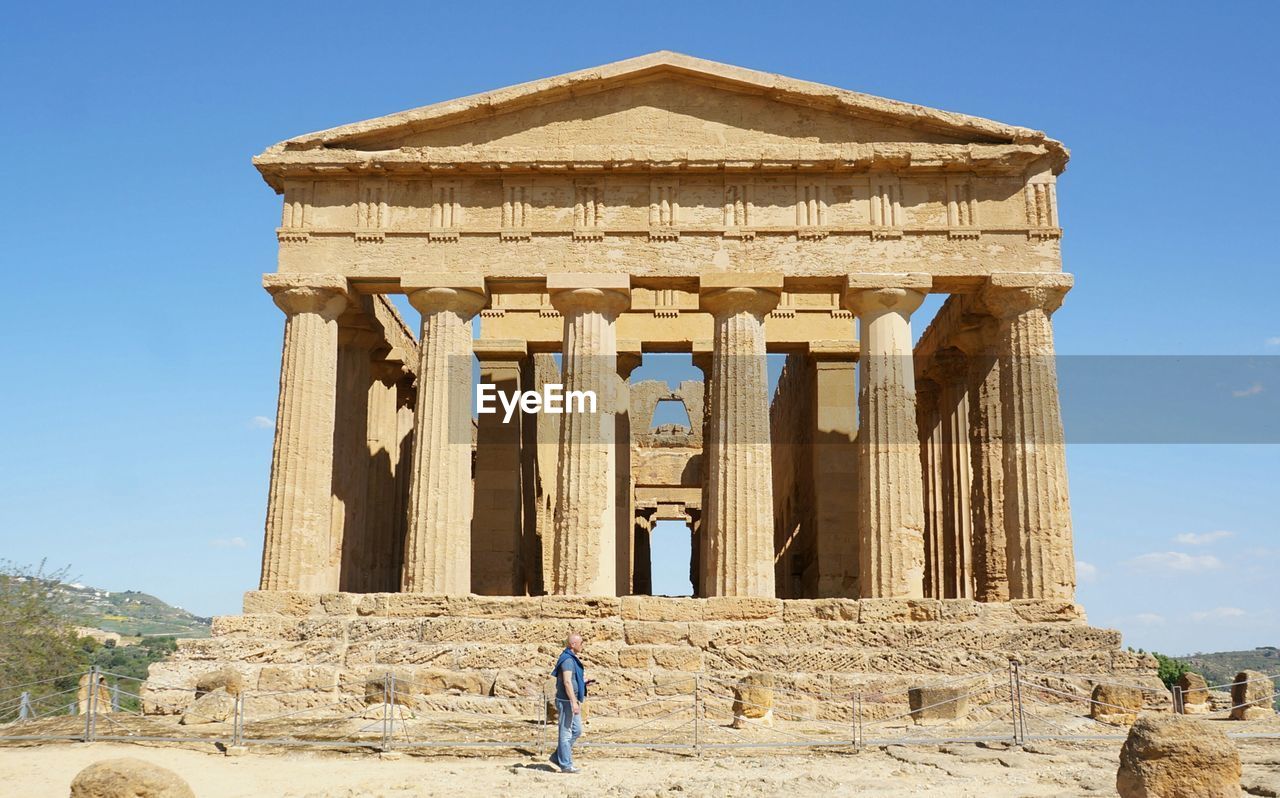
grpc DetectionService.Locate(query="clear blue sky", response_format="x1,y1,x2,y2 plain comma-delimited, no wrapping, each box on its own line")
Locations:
1,2,1276,655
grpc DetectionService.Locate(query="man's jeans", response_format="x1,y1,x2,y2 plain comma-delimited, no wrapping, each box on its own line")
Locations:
551,698,582,771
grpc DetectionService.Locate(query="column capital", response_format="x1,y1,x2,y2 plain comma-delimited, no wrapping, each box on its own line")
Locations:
843,273,931,316
617,339,643,379
264,273,349,318
699,272,783,317
473,339,529,362
548,273,630,316
980,273,1073,319
403,274,487,317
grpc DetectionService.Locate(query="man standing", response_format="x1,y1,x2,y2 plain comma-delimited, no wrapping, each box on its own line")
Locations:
550,633,586,773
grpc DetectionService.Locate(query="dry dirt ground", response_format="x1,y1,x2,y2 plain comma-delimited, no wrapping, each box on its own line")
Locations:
2,740,1280,797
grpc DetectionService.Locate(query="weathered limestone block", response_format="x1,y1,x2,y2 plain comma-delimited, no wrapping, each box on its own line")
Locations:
908,684,971,725
1009,599,1085,623
781,599,860,623
623,621,692,646
257,665,339,694
1230,670,1275,720
194,667,244,698
621,596,703,622
652,647,704,671
453,644,553,671
703,596,783,620
938,599,984,623
365,594,450,618
864,649,1005,675
183,639,344,665
540,596,622,618
346,618,423,642
1090,683,1144,726
365,643,457,667
1177,671,1211,714
1117,714,1241,798
243,590,324,616
70,758,194,798
858,598,942,623
447,595,546,618
179,687,235,725
731,673,775,728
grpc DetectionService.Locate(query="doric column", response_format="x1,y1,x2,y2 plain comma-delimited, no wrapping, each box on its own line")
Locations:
472,339,528,596
333,327,382,592
691,341,712,598
549,274,630,596
401,276,487,595
699,273,782,598
844,273,931,599
981,273,1075,600
935,350,975,599
615,345,642,594
260,274,348,592
809,342,859,598
915,376,944,598
364,359,407,593
953,319,1009,602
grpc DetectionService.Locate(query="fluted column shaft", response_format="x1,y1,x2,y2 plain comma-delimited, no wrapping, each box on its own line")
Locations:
845,274,931,598
915,378,944,598
402,280,487,595
333,329,382,592
701,278,781,597
936,353,975,599
364,362,406,593
983,273,1075,600
549,276,630,595
958,323,1010,602
260,275,348,591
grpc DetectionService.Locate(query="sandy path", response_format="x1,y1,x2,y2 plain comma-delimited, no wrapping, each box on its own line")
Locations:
1,739,1278,797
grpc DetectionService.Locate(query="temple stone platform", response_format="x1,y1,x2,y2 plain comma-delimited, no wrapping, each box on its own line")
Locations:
144,593,1159,721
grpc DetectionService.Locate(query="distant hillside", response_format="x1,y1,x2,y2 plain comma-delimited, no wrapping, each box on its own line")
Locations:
49,580,212,638
1182,647,1280,689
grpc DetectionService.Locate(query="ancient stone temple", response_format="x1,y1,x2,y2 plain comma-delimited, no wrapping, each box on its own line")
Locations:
147,53,1152,714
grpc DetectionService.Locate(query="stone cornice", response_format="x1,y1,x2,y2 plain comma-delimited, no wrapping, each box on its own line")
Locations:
254,143,1052,191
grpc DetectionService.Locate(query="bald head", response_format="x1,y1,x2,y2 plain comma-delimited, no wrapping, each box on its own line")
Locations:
567,633,583,653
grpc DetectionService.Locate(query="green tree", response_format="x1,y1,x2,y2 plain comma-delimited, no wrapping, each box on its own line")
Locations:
0,561,91,721
1153,652,1190,689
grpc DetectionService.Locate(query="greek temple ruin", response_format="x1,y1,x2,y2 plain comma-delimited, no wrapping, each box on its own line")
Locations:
252,51,1074,604
146,53,1155,719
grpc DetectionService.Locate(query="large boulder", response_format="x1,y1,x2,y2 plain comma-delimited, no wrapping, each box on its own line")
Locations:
1229,670,1275,721
1117,714,1240,797
1177,671,1210,714
1090,683,1144,726
908,685,970,725
195,667,244,698
69,758,195,798
731,673,774,729
179,686,235,725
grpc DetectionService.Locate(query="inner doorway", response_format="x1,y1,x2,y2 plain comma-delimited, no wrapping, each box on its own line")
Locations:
648,519,693,596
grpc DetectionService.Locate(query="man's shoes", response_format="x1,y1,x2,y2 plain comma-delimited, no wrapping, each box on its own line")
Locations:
560,767,580,774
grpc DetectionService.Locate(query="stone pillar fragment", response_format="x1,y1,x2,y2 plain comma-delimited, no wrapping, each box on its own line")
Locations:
981,273,1075,600
691,342,713,598
333,327,381,592
472,339,528,595
700,273,782,598
260,274,348,592
549,274,630,596
915,377,945,598
844,273,931,599
401,276,487,595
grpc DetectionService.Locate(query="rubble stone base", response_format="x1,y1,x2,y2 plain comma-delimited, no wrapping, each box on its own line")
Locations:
144,592,1158,721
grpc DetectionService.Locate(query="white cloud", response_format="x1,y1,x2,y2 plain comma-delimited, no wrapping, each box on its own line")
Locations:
1190,607,1247,622
1076,561,1098,582
1174,530,1235,546
1134,612,1166,626
210,536,248,549
1232,383,1264,398
1129,551,1224,574
1266,336,1280,347
249,416,274,429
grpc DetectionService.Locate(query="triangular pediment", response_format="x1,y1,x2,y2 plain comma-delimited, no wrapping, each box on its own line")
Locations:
260,52,1065,163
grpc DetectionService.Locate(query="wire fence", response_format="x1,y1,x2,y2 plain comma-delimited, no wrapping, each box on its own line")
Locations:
1,663,1278,754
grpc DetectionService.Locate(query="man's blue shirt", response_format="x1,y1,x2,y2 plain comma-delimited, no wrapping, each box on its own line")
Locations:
553,647,586,702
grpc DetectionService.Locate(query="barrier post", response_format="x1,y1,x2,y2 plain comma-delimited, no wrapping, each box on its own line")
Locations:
1172,685,1184,714
18,691,32,721
84,666,98,742
381,672,393,752
693,676,701,754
